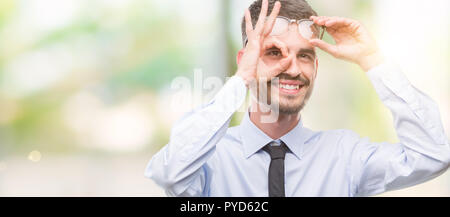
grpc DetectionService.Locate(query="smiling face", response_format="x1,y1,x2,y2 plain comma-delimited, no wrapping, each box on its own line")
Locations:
255,22,318,115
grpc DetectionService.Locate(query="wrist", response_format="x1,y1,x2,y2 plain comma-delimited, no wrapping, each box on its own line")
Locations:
235,71,255,88
357,51,385,72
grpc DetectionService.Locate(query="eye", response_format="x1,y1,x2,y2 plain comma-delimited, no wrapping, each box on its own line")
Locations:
266,49,282,57
298,53,313,60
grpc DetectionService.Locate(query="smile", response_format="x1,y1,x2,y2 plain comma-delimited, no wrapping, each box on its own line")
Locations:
279,84,300,90
275,80,305,95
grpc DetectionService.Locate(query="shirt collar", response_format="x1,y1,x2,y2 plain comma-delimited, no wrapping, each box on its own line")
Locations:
240,110,315,160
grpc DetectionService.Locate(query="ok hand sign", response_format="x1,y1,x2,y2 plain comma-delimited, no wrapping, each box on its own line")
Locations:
236,0,292,86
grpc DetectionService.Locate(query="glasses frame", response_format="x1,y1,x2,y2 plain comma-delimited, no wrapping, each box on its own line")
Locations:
243,16,326,47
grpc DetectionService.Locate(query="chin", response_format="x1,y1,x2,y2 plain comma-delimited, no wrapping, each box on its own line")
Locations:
260,83,314,115
278,102,305,115
266,95,304,115
276,90,312,115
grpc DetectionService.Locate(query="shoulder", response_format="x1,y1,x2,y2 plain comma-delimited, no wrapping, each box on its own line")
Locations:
307,128,367,151
307,128,360,142
222,124,240,139
204,125,242,153
324,129,362,141
208,125,244,165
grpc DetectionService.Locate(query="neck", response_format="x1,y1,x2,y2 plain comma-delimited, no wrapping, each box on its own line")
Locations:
249,102,301,140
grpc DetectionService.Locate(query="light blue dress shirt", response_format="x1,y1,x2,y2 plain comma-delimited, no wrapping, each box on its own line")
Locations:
145,62,450,197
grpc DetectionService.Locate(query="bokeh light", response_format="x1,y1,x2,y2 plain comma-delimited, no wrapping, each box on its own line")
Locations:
28,150,41,162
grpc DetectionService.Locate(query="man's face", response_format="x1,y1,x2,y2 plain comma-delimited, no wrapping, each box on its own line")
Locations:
256,22,318,115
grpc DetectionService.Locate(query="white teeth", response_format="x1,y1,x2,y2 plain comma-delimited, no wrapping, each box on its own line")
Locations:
279,84,300,90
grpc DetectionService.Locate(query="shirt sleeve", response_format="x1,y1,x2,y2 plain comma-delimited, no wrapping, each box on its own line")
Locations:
144,75,247,197
347,61,450,196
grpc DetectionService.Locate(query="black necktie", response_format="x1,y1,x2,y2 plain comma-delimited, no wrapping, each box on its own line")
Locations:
263,141,288,197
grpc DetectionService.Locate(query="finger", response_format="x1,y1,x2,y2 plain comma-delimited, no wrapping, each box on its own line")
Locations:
318,16,333,26
309,39,339,57
313,16,348,28
324,17,352,28
310,15,321,21
245,9,253,34
263,37,289,57
263,1,281,36
269,55,293,75
255,0,269,33
310,16,327,26
311,16,328,25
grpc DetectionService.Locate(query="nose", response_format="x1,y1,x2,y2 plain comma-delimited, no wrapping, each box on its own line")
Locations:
284,53,302,77
280,24,304,77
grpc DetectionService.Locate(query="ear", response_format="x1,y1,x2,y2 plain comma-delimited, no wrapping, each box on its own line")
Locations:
236,49,245,65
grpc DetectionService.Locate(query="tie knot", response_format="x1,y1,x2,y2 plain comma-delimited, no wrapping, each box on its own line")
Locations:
263,142,288,160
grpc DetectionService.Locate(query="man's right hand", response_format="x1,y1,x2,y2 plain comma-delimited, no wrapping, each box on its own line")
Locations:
236,0,288,87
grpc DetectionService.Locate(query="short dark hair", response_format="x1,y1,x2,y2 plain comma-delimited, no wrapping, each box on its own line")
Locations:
241,0,318,45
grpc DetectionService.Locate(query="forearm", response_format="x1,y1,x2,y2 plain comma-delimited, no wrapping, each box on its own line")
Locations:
144,75,247,195
146,117,231,196
352,62,450,196
367,62,449,151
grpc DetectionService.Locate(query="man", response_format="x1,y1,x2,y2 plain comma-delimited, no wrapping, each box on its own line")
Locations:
145,0,450,197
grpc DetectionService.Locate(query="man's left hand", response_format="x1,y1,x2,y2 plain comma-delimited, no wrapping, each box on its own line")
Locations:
309,16,384,72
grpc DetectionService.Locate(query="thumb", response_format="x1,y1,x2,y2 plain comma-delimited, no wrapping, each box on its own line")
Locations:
310,39,338,57
270,55,293,75
261,55,293,78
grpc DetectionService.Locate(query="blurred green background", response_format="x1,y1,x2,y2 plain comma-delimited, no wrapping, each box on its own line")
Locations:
0,0,448,196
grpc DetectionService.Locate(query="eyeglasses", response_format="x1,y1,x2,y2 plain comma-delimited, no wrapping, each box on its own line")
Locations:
244,16,326,46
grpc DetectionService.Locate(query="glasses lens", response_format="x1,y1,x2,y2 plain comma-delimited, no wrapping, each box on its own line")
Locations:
298,20,323,40
270,17,289,36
